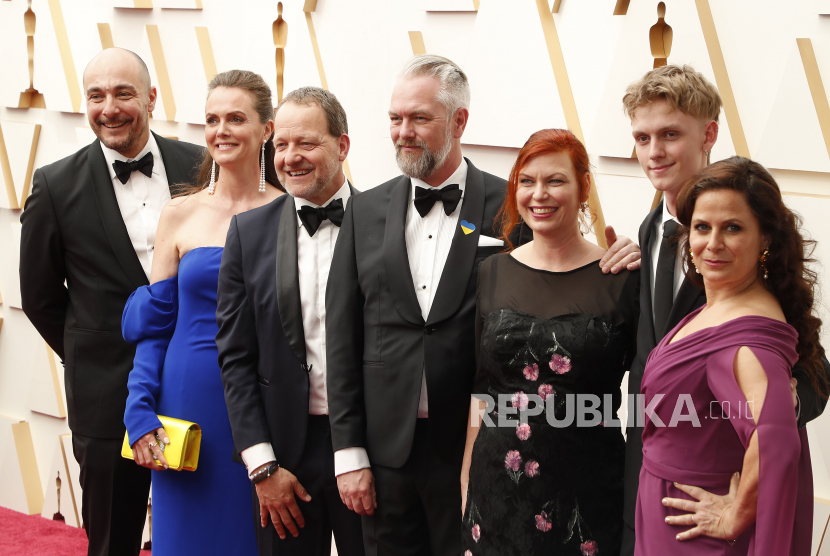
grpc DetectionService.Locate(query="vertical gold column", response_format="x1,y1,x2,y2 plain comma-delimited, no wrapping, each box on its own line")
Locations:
47,0,81,112
694,0,749,157
535,0,607,246
12,421,43,515
797,38,830,163
98,23,114,49
409,32,426,55
146,25,177,122
195,27,218,83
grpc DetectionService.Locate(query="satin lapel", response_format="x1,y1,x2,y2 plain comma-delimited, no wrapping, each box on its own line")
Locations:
383,176,424,326
665,278,706,335
275,196,307,365
642,203,661,345
426,160,485,326
154,133,191,192
88,140,148,289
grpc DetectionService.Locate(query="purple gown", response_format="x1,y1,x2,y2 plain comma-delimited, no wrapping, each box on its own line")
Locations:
636,306,813,556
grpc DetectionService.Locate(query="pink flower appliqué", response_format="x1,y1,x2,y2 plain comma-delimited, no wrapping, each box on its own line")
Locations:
524,460,539,477
512,391,529,410
580,540,598,555
523,363,539,381
538,384,554,401
550,354,572,374
504,450,522,472
516,423,531,440
535,511,552,532
471,524,481,542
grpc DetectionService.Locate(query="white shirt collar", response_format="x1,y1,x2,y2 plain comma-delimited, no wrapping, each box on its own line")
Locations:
659,201,678,231
294,180,352,228
100,133,161,183
410,158,468,199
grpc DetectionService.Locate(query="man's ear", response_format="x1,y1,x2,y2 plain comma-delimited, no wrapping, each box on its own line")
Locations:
147,85,158,114
703,120,718,153
338,134,351,162
452,107,469,139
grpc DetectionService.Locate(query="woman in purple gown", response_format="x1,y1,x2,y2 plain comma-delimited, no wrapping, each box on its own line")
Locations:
636,157,826,555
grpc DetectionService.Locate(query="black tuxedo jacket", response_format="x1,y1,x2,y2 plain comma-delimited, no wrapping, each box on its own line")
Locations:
216,186,358,471
621,200,830,541
20,132,203,439
325,159,514,469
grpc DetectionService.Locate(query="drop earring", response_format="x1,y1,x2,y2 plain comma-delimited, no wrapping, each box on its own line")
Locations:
690,247,699,274
259,142,266,193
208,159,216,195
759,247,769,279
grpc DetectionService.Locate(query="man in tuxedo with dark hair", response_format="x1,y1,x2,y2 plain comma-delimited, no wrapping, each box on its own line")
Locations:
619,64,830,555
19,48,202,556
216,86,363,556
326,55,641,556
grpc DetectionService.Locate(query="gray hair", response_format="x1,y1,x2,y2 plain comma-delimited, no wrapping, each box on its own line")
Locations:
399,55,470,120
276,86,348,137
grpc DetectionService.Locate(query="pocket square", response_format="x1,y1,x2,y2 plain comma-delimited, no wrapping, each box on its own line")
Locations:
477,235,504,247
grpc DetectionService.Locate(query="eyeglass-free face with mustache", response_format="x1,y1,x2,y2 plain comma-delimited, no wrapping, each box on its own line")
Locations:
84,50,156,159
389,75,453,182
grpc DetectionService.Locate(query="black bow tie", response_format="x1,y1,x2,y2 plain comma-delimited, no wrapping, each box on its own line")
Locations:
413,184,462,217
297,198,344,237
112,152,154,185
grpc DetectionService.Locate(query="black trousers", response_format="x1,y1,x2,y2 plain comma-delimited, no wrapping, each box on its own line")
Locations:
252,415,364,556
72,433,151,556
362,419,462,556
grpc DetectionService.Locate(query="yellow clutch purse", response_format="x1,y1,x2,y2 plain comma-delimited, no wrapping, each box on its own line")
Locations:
121,415,202,472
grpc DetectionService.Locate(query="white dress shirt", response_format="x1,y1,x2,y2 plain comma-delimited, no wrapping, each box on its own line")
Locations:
100,134,171,280
241,181,370,476
406,159,468,418
650,204,686,319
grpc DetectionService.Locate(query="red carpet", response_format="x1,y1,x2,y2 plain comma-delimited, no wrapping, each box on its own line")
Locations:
0,506,151,555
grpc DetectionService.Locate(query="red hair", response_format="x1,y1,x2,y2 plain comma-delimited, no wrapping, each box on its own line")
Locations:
497,129,592,250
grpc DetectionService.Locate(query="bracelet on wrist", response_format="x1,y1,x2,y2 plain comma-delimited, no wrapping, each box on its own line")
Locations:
250,461,280,484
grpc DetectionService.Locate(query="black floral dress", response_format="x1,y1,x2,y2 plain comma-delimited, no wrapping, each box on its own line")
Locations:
463,254,639,556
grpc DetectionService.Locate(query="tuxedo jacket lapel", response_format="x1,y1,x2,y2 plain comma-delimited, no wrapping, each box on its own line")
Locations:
88,141,148,290
666,278,705,334
154,132,193,191
426,160,485,326
641,203,661,345
383,176,424,326
276,196,308,366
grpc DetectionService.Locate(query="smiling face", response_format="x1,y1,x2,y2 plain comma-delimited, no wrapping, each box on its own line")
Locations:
389,75,459,183
689,188,768,289
84,49,156,158
631,98,717,213
273,101,347,205
516,151,587,241
205,86,272,174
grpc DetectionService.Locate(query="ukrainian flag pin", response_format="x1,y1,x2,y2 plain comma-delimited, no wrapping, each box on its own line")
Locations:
460,220,476,235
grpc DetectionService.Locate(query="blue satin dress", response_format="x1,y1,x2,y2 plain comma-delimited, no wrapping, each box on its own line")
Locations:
123,247,257,555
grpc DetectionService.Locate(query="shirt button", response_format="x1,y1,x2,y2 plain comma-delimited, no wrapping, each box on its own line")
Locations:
422,285,426,290
428,235,433,239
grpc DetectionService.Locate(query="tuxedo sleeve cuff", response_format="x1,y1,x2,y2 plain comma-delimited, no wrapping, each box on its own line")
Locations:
334,447,371,476
241,442,276,477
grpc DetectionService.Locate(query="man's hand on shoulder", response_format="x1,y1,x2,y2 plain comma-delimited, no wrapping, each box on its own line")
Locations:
337,468,376,516
255,465,311,539
600,225,641,273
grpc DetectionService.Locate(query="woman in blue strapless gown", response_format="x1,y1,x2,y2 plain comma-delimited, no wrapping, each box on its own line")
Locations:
122,70,284,555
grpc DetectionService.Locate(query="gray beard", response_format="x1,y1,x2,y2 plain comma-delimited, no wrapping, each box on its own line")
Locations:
395,131,453,181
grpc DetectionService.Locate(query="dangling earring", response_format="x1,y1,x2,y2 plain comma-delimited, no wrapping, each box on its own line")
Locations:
690,247,699,274
259,142,266,193
580,202,588,213
759,247,769,279
207,159,216,195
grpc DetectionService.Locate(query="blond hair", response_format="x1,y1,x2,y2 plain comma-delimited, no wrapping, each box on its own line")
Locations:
622,65,722,123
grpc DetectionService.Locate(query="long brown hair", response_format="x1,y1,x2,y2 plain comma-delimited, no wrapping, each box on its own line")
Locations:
496,129,593,250
178,70,283,196
676,156,827,398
